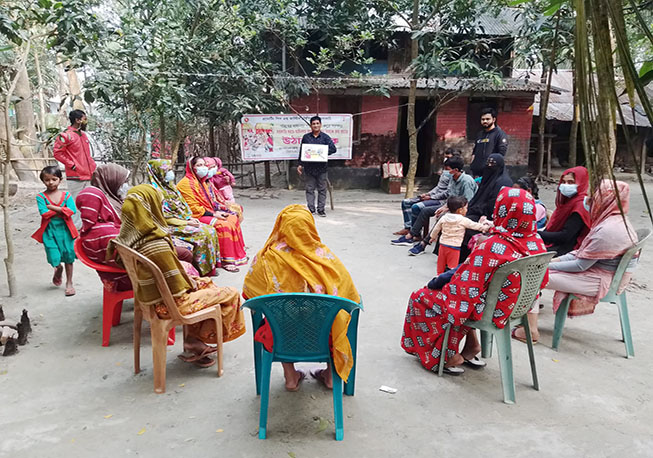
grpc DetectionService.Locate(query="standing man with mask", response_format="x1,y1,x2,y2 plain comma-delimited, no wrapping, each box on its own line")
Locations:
53,110,97,227
297,116,336,217
469,108,508,178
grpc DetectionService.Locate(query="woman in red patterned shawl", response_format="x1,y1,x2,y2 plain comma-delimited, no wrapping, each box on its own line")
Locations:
76,186,131,292
402,187,548,374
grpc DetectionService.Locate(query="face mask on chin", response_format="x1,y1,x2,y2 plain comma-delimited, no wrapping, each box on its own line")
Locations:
558,183,578,198
165,170,175,182
195,166,209,178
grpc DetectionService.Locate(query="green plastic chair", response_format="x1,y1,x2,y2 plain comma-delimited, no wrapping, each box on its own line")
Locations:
242,293,363,441
552,228,651,357
438,252,555,404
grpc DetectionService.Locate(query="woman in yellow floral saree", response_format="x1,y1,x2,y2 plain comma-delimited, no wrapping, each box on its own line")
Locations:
243,204,360,391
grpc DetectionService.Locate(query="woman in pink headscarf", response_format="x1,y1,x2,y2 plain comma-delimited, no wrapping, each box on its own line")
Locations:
205,157,242,221
514,179,638,343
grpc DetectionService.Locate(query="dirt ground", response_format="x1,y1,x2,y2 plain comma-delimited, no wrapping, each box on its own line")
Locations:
1,177,652,457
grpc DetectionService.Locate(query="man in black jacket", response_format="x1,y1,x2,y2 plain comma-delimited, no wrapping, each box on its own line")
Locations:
297,116,336,217
469,107,508,177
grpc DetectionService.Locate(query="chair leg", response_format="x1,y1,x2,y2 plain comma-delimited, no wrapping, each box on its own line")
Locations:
495,327,516,404
251,312,263,395
111,298,123,326
480,330,493,358
331,362,344,441
522,316,539,391
101,292,117,347
552,296,572,351
437,326,451,376
150,319,169,394
214,315,224,377
344,309,360,396
258,350,274,439
133,307,142,374
617,294,635,358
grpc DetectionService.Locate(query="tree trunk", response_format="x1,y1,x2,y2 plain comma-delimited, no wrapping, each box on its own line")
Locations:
569,67,579,166
405,0,420,198
159,111,166,158
14,65,40,181
33,47,47,136
208,120,216,156
590,0,617,179
170,120,184,165
536,63,549,179
67,66,85,111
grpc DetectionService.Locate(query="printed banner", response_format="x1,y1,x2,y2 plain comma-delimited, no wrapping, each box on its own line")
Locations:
239,114,353,161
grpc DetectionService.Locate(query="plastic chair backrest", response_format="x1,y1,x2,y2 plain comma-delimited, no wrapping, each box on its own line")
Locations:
74,237,127,274
604,228,651,297
474,252,556,328
242,293,362,361
112,241,185,322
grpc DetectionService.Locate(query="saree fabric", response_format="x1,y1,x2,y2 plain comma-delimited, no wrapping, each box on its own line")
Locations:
148,159,220,275
90,163,130,217
552,180,637,317
110,184,245,343
402,187,548,371
177,160,247,266
76,186,131,292
32,191,78,267
243,204,360,382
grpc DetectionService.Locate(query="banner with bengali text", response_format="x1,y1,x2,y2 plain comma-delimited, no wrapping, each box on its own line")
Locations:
239,114,353,161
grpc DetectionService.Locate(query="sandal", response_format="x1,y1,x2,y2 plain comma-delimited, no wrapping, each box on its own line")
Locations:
285,369,306,392
442,366,465,376
463,356,486,369
193,356,216,368
222,264,240,273
177,346,218,363
65,287,76,297
52,266,63,286
310,368,333,389
511,327,538,345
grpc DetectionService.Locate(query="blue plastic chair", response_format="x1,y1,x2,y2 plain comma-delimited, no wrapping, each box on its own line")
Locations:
438,252,555,404
242,293,363,440
552,228,651,357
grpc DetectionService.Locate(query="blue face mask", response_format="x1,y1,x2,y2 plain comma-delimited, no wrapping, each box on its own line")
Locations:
165,170,175,182
208,168,217,178
559,183,578,198
583,196,591,212
442,170,451,177
195,166,209,178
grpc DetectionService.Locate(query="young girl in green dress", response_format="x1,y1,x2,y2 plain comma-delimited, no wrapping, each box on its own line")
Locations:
31,166,79,296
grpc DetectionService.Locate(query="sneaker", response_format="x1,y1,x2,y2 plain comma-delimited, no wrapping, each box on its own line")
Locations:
318,211,326,217
308,208,316,214
391,235,414,246
408,243,426,256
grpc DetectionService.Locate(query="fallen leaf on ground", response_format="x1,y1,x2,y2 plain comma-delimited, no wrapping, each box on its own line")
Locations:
216,429,224,433
137,428,146,435
115,362,121,366
178,383,185,387
104,414,113,419
288,453,296,458
315,417,329,433
552,359,559,363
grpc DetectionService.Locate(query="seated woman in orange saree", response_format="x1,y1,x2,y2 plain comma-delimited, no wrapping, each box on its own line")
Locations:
176,157,247,272
243,204,360,391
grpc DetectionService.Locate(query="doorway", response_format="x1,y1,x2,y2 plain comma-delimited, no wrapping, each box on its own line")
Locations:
398,98,436,177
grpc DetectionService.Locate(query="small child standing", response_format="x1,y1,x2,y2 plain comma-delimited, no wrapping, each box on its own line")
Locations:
31,166,79,296
429,195,492,274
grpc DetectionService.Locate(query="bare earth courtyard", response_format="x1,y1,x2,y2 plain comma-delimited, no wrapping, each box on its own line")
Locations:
1,181,652,457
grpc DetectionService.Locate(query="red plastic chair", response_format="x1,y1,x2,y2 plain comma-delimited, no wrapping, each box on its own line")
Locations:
74,238,175,347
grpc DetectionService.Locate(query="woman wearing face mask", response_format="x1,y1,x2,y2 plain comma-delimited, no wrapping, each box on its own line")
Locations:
147,159,221,276
177,157,248,272
90,163,131,217
538,166,591,256
204,157,243,222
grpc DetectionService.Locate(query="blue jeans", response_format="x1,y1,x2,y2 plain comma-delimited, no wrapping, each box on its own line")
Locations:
400,198,443,229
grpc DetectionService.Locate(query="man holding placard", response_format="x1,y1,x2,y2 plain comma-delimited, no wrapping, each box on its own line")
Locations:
297,116,336,217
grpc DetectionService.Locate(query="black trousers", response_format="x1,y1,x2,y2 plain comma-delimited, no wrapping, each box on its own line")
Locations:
305,171,328,212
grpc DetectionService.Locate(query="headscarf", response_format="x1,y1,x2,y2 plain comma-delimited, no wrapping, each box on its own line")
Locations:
243,204,360,381
90,163,131,217
147,159,193,221
180,159,214,212
206,156,235,190
445,187,548,329
545,166,591,241
110,184,192,306
576,180,636,260
467,153,513,218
